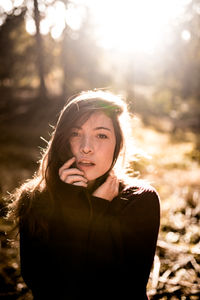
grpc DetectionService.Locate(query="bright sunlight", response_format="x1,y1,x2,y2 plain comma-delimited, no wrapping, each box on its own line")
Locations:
83,0,191,53
5,0,191,54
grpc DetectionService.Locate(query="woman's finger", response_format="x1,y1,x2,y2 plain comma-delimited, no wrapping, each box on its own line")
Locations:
108,176,119,197
59,157,77,174
109,176,117,186
61,174,88,184
106,173,117,183
59,157,84,177
112,177,119,194
73,181,87,187
109,170,115,177
59,167,84,178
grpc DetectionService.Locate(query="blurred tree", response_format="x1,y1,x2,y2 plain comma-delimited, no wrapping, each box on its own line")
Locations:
61,21,111,97
148,0,200,132
180,0,200,100
33,0,47,99
0,8,39,95
0,9,27,86
60,3,111,98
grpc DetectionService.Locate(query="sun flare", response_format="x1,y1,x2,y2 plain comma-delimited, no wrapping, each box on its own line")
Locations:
84,0,190,54
5,0,191,54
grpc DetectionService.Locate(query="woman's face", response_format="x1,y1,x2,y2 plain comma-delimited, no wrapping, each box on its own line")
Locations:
69,111,116,182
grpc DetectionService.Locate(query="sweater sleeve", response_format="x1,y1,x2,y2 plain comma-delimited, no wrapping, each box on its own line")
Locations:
119,186,160,292
19,192,57,299
59,180,111,216
20,226,43,286
20,223,53,299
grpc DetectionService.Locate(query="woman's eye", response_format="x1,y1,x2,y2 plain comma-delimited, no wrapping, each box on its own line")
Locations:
71,131,79,137
97,133,108,139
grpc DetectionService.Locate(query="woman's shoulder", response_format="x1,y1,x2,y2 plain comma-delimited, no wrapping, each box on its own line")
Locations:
20,188,48,210
19,189,51,237
120,178,160,203
18,188,51,225
117,179,160,219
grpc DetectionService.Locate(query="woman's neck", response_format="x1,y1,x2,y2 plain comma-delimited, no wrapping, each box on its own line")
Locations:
87,180,95,190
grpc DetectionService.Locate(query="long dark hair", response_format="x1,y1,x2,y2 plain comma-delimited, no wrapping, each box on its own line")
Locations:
7,90,129,233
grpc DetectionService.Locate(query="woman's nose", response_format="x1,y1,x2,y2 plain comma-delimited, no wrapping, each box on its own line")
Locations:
80,137,93,154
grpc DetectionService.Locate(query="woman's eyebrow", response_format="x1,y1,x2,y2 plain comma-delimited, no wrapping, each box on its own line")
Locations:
71,126,111,131
94,126,111,131
71,126,81,129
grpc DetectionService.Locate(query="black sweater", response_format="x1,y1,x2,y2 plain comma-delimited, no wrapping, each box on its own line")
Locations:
20,181,160,300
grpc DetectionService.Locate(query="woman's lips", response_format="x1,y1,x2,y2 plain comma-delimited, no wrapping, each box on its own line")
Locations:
79,162,94,166
77,160,95,168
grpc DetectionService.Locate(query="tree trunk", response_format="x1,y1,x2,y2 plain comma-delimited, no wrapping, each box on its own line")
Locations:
33,0,47,99
61,28,68,99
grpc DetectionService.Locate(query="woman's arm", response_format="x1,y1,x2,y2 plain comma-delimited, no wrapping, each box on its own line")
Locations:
18,190,58,299
119,186,160,292
19,216,54,298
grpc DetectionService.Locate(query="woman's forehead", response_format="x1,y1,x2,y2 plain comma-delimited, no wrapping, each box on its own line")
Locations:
73,110,114,128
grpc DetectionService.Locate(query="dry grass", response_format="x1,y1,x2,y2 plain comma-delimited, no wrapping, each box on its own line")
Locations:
130,116,200,299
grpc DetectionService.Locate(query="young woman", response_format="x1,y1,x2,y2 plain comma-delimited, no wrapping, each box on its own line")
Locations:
9,90,160,299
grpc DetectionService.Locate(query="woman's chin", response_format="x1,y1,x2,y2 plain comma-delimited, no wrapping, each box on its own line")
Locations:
85,174,101,183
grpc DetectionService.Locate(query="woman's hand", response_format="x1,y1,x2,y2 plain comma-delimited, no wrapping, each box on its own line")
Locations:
92,172,119,202
59,157,88,187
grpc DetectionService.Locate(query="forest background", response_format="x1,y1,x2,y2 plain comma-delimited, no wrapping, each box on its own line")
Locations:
0,0,200,299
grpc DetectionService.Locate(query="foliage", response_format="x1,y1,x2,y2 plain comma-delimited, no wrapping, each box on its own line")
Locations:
0,9,36,88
